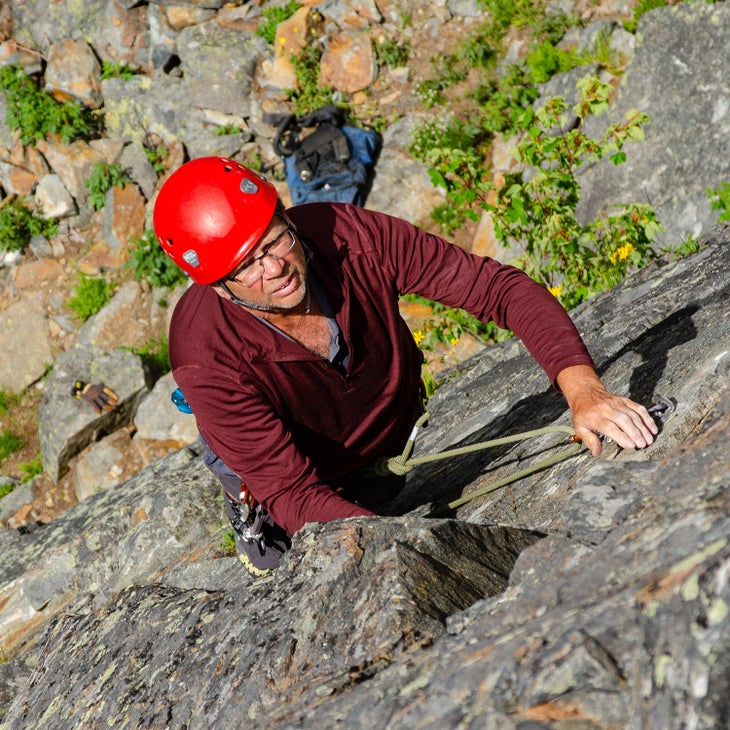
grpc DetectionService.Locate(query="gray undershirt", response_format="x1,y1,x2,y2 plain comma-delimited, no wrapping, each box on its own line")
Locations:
251,273,350,373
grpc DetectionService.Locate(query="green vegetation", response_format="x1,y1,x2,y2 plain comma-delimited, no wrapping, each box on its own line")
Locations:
0,390,24,473
125,331,170,382
143,142,169,177
220,527,237,556
374,38,410,69
395,0,699,369
0,480,16,499
0,389,18,416
215,124,244,136
257,1,301,44
100,61,137,80
419,76,660,311
668,234,704,261
487,78,660,309
65,273,114,322
0,63,97,145
0,430,23,462
83,161,132,212
525,41,583,84
256,1,301,44
288,43,336,115
623,0,669,33
708,182,730,223
244,148,265,172
127,229,188,290
0,196,58,253
404,293,511,354
405,0,679,323
19,456,43,483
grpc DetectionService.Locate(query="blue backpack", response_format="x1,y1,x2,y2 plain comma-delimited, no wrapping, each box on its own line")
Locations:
267,104,381,206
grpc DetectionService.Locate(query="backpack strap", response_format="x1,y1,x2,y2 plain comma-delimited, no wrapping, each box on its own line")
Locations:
265,112,299,157
265,104,351,158
297,103,349,128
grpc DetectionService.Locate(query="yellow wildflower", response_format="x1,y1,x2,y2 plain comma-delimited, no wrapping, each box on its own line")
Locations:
548,285,563,298
610,242,635,263
449,337,459,346
413,330,425,345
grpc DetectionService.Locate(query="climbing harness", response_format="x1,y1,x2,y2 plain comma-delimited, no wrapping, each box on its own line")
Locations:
369,394,675,512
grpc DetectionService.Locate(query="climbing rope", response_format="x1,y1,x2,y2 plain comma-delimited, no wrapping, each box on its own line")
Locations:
368,412,584,511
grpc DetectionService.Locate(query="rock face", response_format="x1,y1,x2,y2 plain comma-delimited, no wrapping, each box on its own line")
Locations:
1,225,728,727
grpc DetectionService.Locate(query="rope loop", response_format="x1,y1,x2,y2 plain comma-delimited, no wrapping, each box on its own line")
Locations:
365,412,585,508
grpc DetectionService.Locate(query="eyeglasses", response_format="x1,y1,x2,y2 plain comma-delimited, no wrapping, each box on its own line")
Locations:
227,225,297,288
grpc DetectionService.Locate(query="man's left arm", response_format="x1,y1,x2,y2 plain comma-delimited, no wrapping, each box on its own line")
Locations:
557,364,658,456
353,208,658,455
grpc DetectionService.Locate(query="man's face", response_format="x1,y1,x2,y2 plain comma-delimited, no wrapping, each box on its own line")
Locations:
216,214,308,314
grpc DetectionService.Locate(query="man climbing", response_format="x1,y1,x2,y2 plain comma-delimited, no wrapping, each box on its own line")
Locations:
153,156,657,574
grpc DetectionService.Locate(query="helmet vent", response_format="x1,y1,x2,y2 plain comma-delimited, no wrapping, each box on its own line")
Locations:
165,237,174,247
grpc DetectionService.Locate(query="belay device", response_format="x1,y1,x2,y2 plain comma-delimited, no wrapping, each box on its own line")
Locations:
265,104,381,206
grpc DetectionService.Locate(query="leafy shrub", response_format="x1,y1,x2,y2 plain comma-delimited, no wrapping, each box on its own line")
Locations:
83,161,132,211
418,76,661,310
0,196,58,253
65,274,114,322
525,41,583,84
0,64,96,145
127,229,188,290
288,43,335,115
402,293,511,354
256,1,301,44
409,116,492,234
486,77,661,309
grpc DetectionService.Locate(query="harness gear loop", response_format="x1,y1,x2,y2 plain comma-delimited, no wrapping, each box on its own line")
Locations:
225,483,266,553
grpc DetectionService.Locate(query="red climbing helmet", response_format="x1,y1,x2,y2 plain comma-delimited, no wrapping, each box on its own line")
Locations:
153,156,279,284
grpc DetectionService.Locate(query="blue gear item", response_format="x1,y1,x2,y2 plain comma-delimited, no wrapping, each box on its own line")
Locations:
171,387,193,414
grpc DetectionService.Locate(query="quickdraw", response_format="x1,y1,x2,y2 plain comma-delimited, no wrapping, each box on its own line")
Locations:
371,395,675,512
